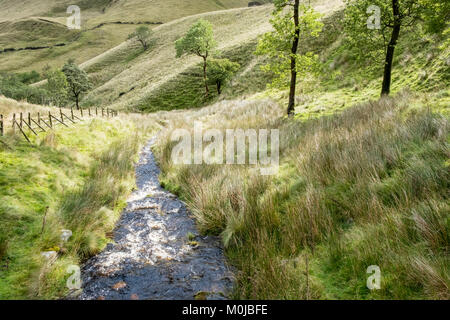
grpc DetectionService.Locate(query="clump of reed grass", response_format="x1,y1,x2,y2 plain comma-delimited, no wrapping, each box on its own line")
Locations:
156,93,449,299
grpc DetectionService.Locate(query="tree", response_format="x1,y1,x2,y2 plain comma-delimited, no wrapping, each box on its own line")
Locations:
255,1,323,115
17,71,41,85
128,26,153,50
45,69,68,107
207,58,240,95
175,19,217,96
421,0,450,33
344,0,435,96
62,60,91,110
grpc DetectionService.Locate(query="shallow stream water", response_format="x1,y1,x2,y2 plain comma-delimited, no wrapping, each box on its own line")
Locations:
80,140,233,300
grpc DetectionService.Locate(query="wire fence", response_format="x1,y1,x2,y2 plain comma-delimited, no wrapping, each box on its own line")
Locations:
0,107,118,143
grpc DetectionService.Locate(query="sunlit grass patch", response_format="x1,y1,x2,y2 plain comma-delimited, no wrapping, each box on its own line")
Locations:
155,92,449,300
0,109,157,299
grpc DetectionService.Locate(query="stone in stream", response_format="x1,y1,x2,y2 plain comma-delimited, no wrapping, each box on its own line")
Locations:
130,293,139,300
112,281,127,291
79,140,234,300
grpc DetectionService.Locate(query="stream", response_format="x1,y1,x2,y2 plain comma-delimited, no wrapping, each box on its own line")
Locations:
79,140,234,300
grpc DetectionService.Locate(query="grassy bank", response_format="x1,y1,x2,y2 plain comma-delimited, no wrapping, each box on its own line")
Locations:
137,40,273,113
154,92,449,299
0,0,252,73
0,99,156,299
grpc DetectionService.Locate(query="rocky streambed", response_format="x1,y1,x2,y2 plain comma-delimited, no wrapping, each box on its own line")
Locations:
79,140,234,300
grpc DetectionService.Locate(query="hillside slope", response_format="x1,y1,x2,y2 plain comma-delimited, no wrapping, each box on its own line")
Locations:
0,95,160,299
0,0,254,25
79,1,344,111
154,92,449,300
0,0,252,73
82,5,273,111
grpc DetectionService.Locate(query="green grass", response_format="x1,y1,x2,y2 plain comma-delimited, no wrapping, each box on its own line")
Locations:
137,41,272,112
135,7,448,116
0,24,140,74
0,0,253,74
0,114,155,299
146,14,449,296
0,0,448,301
256,10,450,120
0,18,76,49
138,69,214,112
155,92,449,300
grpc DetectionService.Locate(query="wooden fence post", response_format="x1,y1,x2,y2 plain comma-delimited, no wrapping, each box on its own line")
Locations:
88,108,91,117
96,107,98,116
22,118,37,136
40,115,52,130
14,118,30,143
49,113,68,127
71,107,74,120
20,113,23,128
0,114,3,136
102,108,104,117
11,115,30,143
48,112,53,128
38,112,41,126
81,108,84,118
30,116,46,132
28,113,31,127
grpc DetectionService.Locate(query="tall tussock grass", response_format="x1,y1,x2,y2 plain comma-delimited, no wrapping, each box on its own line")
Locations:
156,93,449,299
0,113,156,299
58,138,140,260
33,122,152,298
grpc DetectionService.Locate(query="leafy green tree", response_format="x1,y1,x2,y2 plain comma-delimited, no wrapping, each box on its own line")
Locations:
344,0,438,96
45,69,68,107
128,26,154,50
207,58,240,95
421,0,450,33
62,60,92,110
16,71,41,85
175,19,217,96
0,73,49,105
256,0,323,115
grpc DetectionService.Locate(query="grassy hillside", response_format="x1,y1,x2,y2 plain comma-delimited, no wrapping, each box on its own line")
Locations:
0,0,254,25
283,9,450,118
81,5,275,111
0,0,448,301
0,0,252,73
1,1,345,111
144,0,449,300
78,1,344,111
0,18,74,48
0,96,158,299
155,91,449,300
80,0,447,115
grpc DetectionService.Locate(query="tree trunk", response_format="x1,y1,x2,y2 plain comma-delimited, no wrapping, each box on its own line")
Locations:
140,40,148,50
203,56,209,96
287,0,300,116
216,81,222,95
75,94,80,110
381,0,401,96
